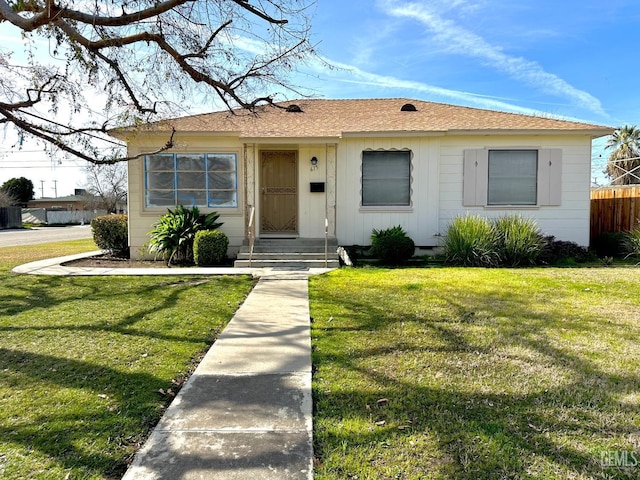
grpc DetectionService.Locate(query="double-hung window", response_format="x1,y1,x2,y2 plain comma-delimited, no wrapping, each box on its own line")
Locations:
487,150,538,205
145,153,238,208
463,148,562,207
361,150,411,206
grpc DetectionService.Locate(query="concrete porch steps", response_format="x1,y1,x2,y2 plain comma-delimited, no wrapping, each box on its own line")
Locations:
234,238,340,268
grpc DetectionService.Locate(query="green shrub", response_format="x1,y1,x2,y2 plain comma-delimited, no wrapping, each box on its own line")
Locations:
623,224,640,258
494,215,544,266
444,215,593,267
591,232,627,258
148,205,223,266
194,230,229,266
538,236,591,265
370,225,415,265
443,214,500,267
91,214,128,256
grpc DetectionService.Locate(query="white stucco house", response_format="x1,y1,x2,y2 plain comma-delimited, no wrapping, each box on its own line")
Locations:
112,98,612,259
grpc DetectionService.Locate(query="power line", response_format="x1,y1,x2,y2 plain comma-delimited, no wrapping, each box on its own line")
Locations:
0,165,84,169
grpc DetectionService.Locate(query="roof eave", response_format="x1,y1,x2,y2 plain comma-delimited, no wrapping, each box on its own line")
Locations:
341,131,446,138
446,128,615,137
239,135,341,144
110,129,243,141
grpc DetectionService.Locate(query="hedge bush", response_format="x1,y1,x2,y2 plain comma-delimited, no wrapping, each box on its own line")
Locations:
91,214,128,256
370,225,415,265
538,236,591,265
591,232,627,258
194,230,229,266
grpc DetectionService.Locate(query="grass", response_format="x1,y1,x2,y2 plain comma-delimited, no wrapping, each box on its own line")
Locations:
310,267,640,479
0,239,254,479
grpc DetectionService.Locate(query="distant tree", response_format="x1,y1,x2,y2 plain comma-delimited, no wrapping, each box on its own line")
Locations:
0,177,34,206
605,125,640,185
83,163,127,213
0,188,16,207
0,0,316,165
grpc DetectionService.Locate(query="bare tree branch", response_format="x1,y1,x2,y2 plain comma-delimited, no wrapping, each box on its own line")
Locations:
83,162,128,212
0,0,315,164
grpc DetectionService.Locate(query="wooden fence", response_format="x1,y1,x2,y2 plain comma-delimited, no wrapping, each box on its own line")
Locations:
591,186,640,239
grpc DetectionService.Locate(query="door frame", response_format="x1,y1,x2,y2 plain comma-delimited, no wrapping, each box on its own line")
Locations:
259,150,299,237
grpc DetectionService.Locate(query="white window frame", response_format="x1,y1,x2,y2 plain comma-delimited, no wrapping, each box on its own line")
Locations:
487,149,538,206
463,148,562,207
360,150,412,208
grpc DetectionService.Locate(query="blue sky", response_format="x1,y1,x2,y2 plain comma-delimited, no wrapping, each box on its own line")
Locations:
308,0,637,126
1,0,638,194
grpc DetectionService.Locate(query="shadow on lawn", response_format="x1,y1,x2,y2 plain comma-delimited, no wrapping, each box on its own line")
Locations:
311,271,640,479
0,348,166,478
0,275,232,343
0,274,248,478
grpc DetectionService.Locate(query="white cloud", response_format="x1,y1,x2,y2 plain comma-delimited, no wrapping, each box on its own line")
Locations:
232,34,581,118
307,56,551,116
378,0,606,117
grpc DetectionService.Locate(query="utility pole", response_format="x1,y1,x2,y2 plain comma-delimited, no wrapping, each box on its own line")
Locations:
39,180,44,198
52,179,58,198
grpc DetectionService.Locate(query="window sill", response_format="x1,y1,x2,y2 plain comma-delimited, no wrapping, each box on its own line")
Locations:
483,205,541,210
359,206,414,213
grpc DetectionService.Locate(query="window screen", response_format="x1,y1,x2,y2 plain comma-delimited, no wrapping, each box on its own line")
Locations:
362,151,411,206
488,150,537,205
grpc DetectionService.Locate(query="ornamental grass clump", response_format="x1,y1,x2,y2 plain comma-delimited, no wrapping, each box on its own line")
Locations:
623,223,640,259
443,214,500,267
494,214,544,266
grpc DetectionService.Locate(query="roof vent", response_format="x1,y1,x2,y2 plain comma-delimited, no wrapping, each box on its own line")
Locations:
400,103,417,112
286,104,303,113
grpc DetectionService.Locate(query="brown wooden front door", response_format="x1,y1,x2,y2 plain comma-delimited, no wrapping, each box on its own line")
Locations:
260,151,298,234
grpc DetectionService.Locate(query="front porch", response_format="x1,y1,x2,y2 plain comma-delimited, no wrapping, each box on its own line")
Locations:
242,144,337,242
234,238,340,268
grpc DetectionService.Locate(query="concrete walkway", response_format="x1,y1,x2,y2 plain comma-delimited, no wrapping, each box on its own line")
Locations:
12,251,333,278
13,251,327,479
122,276,314,480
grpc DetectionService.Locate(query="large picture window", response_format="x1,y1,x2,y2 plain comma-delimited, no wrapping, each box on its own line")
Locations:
145,153,238,208
487,150,538,205
361,150,411,206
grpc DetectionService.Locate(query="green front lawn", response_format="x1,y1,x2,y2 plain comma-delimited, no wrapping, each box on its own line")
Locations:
310,268,640,479
0,240,254,479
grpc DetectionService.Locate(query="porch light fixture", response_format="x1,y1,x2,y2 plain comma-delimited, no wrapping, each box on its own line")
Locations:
310,156,318,171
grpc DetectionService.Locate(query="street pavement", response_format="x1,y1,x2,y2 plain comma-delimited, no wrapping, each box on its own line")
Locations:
0,225,92,247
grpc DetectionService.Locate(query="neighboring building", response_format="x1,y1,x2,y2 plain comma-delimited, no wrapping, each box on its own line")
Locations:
27,190,126,213
27,194,93,211
111,98,613,258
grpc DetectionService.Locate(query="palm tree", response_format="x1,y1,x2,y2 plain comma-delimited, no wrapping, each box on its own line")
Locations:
605,125,640,185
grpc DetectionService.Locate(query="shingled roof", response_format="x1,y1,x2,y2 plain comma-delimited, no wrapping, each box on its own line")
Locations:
125,98,612,138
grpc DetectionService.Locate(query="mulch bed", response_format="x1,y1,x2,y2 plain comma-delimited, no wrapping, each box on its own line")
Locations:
63,254,168,268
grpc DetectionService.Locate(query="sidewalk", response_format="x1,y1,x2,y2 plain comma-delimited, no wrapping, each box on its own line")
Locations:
122,276,314,479
12,251,333,277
